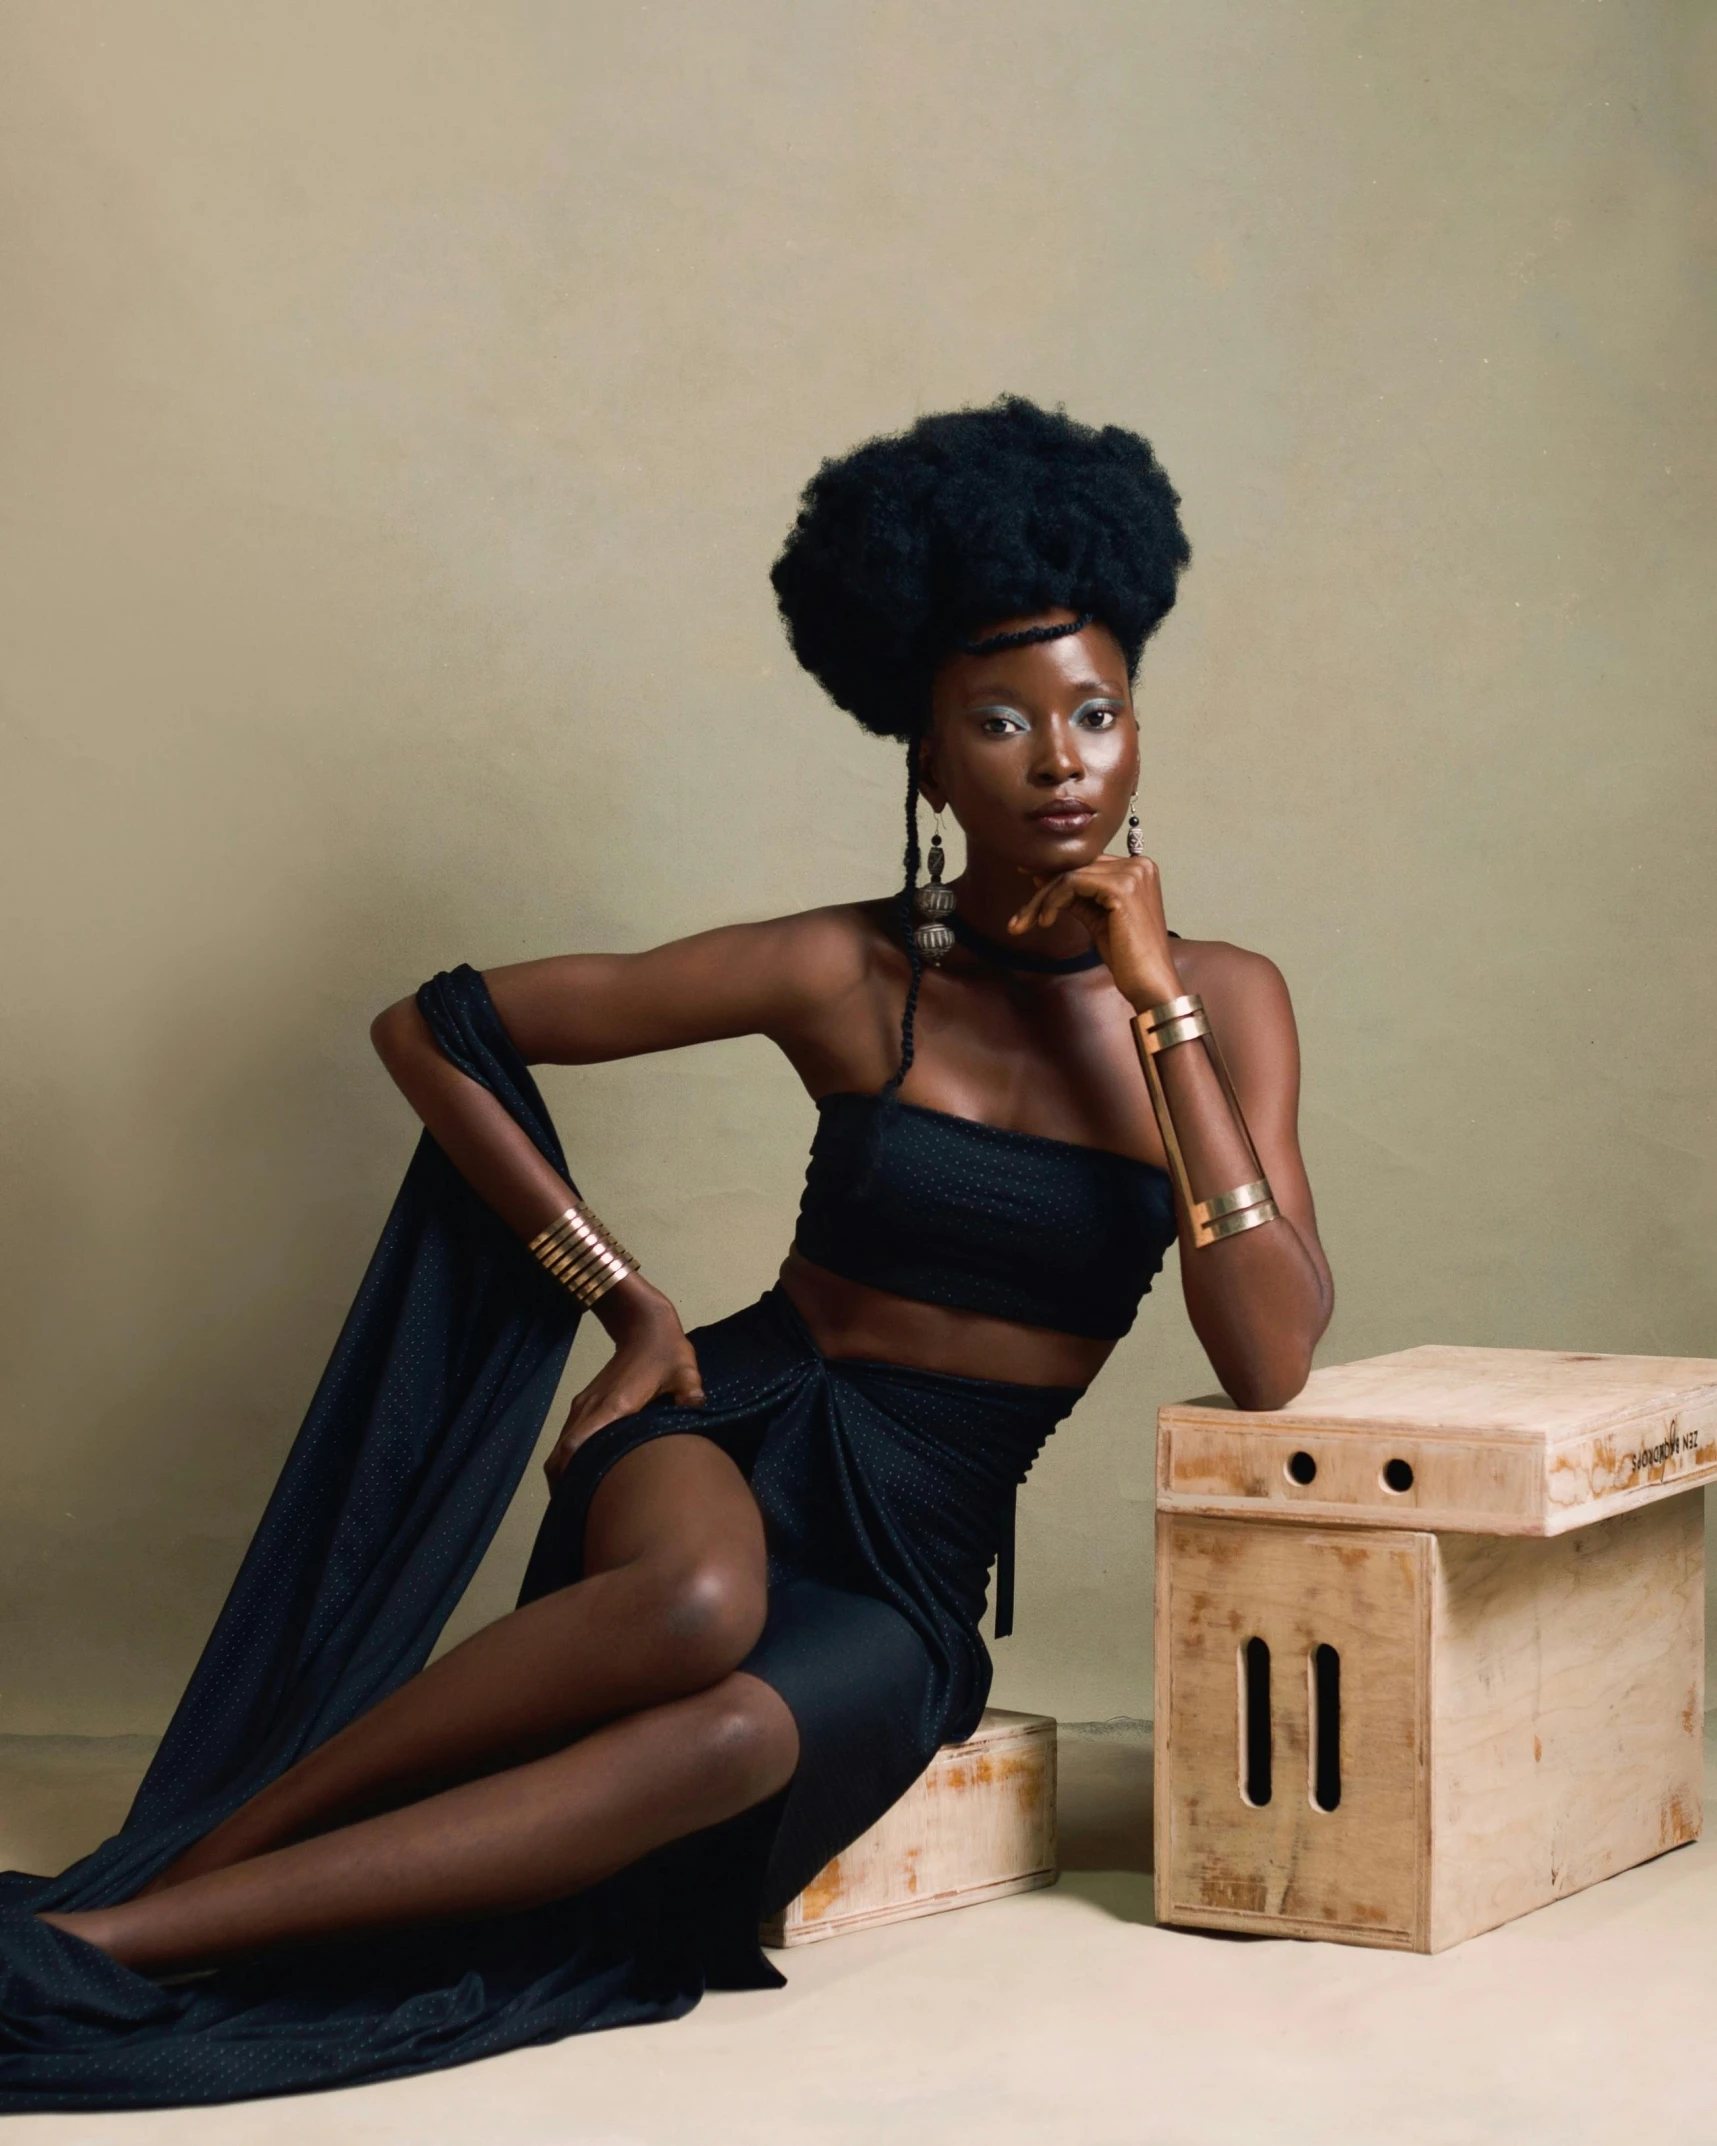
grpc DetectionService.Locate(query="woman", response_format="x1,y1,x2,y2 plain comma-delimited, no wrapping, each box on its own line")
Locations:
3,397,1331,2108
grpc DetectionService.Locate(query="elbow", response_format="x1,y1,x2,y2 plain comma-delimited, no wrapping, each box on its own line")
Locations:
1225,1342,1315,1417
370,997,421,1074
1207,1251,1333,1416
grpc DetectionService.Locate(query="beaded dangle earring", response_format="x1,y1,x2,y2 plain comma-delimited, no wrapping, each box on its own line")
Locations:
913,810,955,964
1126,794,1144,858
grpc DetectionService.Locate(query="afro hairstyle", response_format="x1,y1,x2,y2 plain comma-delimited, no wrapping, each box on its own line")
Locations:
769,396,1191,741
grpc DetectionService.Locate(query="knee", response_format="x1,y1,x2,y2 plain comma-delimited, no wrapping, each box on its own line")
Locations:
650,1555,767,1687
693,1680,800,1808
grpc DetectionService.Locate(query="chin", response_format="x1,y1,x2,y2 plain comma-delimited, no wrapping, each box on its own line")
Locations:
1017,831,1108,873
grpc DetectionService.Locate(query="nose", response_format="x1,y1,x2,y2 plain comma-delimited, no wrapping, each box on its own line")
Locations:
1030,713,1085,787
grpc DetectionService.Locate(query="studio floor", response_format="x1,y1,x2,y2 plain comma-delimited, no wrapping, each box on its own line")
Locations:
2,1722,1712,2145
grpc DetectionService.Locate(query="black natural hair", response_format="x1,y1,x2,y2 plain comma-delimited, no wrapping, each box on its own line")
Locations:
769,395,1190,743
770,396,1191,1099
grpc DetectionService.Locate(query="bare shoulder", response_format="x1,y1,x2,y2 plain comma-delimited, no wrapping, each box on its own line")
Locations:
1171,937,1296,1038
765,898,901,1001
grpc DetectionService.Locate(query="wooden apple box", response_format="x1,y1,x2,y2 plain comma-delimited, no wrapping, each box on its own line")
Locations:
761,1708,1056,1947
1154,1348,1716,1952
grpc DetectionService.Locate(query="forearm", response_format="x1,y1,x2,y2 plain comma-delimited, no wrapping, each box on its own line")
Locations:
1178,1206,1330,1410
370,997,668,1338
372,998,575,1236
1143,1020,1331,1410
1006,854,1333,1411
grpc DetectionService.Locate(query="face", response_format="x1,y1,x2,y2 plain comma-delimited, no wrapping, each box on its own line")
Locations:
921,610,1138,879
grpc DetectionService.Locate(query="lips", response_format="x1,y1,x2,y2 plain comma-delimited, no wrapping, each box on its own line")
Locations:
1028,801,1095,832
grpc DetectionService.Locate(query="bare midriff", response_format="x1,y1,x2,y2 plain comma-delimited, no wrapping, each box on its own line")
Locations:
777,1248,1116,1391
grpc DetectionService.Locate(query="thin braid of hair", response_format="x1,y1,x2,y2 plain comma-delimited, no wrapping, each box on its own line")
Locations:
882,742,925,1102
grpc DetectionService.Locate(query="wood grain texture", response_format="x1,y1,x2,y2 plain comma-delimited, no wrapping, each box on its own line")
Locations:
1158,1346,1717,1535
760,1709,1057,1948
1155,1499,1705,1952
1428,1495,1704,1949
1154,1514,1432,1947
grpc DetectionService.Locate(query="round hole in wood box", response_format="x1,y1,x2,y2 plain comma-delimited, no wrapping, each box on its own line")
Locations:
1382,1457,1415,1493
1286,1450,1317,1485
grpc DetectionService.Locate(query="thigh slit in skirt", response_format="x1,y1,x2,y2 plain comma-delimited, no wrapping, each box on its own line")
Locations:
521,1283,1083,1930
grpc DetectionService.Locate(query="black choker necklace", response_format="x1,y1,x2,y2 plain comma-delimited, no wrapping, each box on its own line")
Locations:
947,912,1104,976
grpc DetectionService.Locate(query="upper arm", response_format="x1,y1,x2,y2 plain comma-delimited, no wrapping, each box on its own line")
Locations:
1202,947,1332,1298
476,907,871,1066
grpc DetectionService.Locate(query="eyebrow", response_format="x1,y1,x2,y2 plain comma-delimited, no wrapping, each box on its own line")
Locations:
964,678,1127,706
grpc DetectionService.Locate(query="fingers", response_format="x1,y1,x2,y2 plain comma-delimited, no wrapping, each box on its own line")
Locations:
541,1348,705,1484
1007,881,1057,936
1008,870,1109,937
1010,875,1089,935
1009,856,1160,937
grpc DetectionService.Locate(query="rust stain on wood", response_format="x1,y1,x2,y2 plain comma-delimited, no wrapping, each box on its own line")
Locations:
1661,1791,1698,1848
768,1711,1057,1946
1194,1868,1268,1914
800,1856,846,1919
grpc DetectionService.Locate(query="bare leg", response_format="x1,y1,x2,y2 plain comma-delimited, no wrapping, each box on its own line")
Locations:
44,1671,797,1974
138,1434,769,1893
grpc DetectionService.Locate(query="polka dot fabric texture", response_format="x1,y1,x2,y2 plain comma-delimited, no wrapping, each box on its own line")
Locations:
796,1092,1177,1338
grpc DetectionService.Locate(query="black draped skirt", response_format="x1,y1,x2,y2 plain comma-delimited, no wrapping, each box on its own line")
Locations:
0,1287,1080,2111
524,1284,1081,1915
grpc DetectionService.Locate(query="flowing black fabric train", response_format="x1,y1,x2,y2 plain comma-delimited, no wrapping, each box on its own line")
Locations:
0,967,699,2112
0,968,1086,2114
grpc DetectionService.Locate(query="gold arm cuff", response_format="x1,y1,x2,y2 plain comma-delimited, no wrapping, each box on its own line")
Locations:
548,1251,632,1308
531,1211,599,1255
543,1237,632,1286
1138,1010,1211,1056
1130,1009,1277,1251
1138,991,1203,1028
568,1263,629,1309
541,1238,610,1282
542,1244,617,1290
528,1204,638,1308
528,1211,579,1255
1192,1178,1274,1228
531,1209,635,1266
1204,1198,1282,1242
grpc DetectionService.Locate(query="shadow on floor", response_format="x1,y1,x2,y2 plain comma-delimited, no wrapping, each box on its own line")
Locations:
1058,1719,1152,1875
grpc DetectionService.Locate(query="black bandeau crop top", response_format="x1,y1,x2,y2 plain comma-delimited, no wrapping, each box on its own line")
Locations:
793,1092,1177,1342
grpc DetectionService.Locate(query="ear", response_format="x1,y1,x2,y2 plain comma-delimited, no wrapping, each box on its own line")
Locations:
916,733,947,813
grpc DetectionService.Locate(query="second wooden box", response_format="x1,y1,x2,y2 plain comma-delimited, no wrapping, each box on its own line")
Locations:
761,1708,1057,1947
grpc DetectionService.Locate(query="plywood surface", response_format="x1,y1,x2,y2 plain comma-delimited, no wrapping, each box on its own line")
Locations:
1155,1501,1704,1953
762,1708,1056,1947
1154,1514,1432,1947
1159,1346,1717,1534
1428,1497,1704,1949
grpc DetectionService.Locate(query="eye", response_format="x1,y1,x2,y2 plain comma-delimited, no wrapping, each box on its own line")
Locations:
973,704,1028,736
1074,700,1122,731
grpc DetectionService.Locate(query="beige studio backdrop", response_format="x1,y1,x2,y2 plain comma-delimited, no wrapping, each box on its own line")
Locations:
2,2,1713,1738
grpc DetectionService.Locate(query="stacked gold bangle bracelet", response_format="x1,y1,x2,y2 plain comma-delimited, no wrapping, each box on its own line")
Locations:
1131,993,1282,1249
527,1203,638,1309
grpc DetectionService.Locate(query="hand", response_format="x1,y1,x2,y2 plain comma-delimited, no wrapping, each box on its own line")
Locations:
1008,854,1183,1013
542,1275,705,1486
